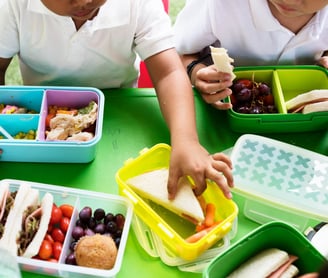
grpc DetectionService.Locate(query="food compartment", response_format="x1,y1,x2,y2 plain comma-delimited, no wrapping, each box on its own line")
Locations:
276,67,328,113
1,179,133,278
0,88,44,114
229,68,283,114
204,221,327,278
116,143,238,261
59,191,133,278
2,179,78,277
39,89,103,142
0,114,39,140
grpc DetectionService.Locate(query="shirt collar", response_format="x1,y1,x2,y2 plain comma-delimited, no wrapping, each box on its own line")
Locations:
28,0,131,29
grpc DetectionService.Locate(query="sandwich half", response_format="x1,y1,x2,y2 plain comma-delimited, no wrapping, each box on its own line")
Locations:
227,248,299,278
210,46,236,80
0,183,39,256
126,168,205,224
286,89,328,113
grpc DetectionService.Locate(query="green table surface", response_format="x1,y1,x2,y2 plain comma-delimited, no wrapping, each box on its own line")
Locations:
1,88,327,278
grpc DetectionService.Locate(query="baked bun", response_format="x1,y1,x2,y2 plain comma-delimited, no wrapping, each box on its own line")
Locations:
75,234,117,270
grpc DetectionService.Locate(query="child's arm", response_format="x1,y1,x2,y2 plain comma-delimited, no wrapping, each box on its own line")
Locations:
144,48,234,200
0,57,12,85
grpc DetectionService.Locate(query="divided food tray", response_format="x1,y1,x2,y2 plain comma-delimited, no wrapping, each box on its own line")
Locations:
0,86,104,163
2,179,133,278
227,66,328,133
231,134,328,231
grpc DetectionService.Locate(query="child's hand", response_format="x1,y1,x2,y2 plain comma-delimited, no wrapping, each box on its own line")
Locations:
193,65,234,110
317,56,328,69
167,141,234,200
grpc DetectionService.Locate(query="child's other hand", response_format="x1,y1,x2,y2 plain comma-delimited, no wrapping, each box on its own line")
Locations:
167,141,234,200
193,65,234,110
317,56,328,69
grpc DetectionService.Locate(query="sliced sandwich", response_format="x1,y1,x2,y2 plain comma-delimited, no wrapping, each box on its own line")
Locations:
0,183,39,255
126,168,205,224
286,89,328,113
0,183,54,258
210,46,236,80
227,248,299,278
19,192,53,258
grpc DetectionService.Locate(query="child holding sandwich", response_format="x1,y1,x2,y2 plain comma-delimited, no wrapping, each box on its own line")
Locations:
173,0,328,109
0,0,234,199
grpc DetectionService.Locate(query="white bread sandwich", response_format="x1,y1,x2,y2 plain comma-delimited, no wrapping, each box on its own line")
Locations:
19,192,53,258
210,46,236,80
0,183,53,258
126,168,205,224
227,248,299,278
286,89,328,114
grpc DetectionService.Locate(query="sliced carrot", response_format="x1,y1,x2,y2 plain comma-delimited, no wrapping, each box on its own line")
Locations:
195,222,206,232
204,203,216,227
186,221,222,243
185,229,209,243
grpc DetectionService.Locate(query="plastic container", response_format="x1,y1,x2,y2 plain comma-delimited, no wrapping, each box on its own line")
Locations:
227,66,328,133
230,134,328,231
0,86,104,163
116,143,238,261
1,179,133,278
131,214,235,273
203,221,327,278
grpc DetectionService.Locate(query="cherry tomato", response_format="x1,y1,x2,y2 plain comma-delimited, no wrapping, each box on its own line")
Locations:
44,234,54,244
50,204,63,225
52,242,63,260
38,240,53,260
51,228,65,243
59,204,74,219
60,217,70,233
47,258,58,263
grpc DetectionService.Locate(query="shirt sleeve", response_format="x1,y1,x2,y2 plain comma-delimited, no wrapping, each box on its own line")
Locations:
173,0,217,54
0,0,20,58
134,0,174,60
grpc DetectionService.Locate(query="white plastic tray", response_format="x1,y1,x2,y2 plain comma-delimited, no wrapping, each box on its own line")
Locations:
1,179,133,278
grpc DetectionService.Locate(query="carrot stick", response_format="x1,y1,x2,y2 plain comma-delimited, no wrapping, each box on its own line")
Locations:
195,222,206,232
185,229,209,243
185,222,221,243
204,203,216,227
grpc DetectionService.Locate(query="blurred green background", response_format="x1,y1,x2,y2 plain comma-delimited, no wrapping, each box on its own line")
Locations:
4,0,186,85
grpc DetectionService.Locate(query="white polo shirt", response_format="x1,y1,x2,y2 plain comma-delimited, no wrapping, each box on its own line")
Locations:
0,0,174,88
174,0,328,66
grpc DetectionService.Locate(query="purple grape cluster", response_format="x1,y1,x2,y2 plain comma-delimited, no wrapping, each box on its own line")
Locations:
230,79,277,114
65,206,125,265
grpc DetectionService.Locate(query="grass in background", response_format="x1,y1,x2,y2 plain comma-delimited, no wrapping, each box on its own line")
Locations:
4,0,186,85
